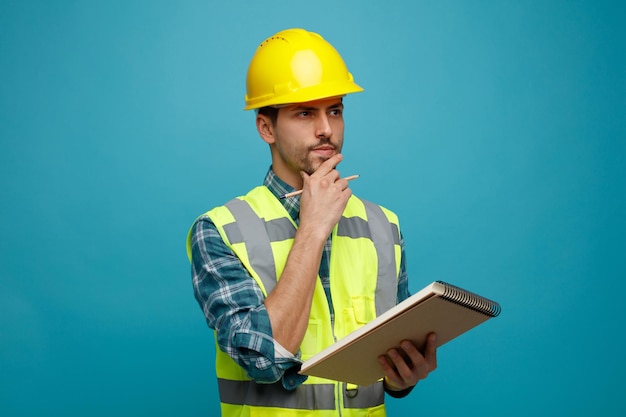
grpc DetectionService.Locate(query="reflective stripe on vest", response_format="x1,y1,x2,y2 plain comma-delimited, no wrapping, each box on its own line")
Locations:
223,197,296,294
362,200,399,316
218,379,384,410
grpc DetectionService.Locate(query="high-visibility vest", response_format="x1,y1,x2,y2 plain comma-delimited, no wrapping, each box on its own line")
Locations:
188,186,402,417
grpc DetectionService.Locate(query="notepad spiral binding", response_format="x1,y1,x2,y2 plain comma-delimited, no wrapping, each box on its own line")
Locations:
438,281,501,317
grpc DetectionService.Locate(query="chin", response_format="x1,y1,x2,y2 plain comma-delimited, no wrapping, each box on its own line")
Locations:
307,156,333,174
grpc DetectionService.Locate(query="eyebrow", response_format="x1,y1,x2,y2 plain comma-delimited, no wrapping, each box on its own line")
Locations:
291,102,344,112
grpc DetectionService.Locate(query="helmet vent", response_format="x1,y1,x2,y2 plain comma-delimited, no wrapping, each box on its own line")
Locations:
260,36,287,47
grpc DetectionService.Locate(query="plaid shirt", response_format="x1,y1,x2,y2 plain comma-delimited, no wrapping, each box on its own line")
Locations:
190,168,410,390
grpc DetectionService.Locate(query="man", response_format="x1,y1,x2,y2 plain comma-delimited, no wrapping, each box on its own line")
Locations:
187,28,437,416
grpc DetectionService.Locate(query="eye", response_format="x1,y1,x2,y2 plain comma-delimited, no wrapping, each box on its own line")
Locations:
329,108,343,117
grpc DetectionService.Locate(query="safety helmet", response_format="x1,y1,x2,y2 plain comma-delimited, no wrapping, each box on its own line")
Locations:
244,28,363,110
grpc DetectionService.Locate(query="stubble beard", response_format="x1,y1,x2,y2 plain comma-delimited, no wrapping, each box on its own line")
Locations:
274,136,343,178
300,138,342,175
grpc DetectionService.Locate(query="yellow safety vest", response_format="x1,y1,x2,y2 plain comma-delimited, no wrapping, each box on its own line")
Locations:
188,186,402,417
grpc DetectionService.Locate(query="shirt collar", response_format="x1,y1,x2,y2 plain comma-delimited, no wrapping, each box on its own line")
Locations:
263,167,301,222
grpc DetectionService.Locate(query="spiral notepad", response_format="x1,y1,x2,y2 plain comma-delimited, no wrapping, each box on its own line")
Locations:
299,281,501,385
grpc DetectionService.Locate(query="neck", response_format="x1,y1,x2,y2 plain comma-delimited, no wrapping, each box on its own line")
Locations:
270,154,304,190
272,166,303,190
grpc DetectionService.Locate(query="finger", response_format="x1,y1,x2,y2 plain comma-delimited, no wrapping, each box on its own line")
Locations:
328,168,340,182
377,355,403,388
423,333,438,371
399,340,429,382
337,176,350,191
335,175,359,194
312,153,343,177
386,347,415,383
377,355,395,375
310,169,339,192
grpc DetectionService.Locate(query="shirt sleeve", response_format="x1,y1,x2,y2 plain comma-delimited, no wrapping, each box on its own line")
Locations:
190,216,306,388
396,232,411,304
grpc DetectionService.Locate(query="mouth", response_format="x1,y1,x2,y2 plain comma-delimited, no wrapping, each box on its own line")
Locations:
311,144,336,158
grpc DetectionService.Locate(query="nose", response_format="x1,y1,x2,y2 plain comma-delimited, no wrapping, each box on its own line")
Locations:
315,113,332,138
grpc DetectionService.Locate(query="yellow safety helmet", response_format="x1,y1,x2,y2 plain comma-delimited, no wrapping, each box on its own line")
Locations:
244,28,363,110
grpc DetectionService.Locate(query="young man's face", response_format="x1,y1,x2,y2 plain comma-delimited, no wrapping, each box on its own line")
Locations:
261,97,345,187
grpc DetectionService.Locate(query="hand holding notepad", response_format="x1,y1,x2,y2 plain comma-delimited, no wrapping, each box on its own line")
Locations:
299,281,501,386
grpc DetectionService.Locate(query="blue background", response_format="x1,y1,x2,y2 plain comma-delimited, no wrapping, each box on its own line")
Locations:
1,1,624,416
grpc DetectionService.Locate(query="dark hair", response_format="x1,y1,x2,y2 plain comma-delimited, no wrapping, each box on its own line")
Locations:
257,106,279,125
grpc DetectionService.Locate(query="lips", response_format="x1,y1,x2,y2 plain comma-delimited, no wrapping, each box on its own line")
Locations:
312,145,335,151
311,145,336,158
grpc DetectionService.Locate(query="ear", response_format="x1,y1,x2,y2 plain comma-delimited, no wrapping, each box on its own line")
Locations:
256,114,275,145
